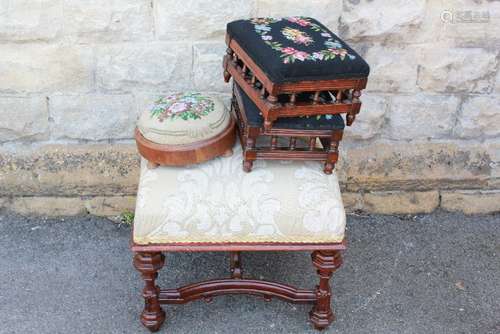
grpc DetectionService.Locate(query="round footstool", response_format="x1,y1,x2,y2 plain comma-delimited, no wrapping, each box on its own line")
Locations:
135,92,236,167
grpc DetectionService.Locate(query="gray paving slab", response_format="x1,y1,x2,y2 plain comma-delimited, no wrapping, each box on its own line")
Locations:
0,211,498,334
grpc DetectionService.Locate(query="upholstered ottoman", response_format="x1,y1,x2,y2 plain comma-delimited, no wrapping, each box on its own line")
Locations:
132,145,346,332
135,92,236,167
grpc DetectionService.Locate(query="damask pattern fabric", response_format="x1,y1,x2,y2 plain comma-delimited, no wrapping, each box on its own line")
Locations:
133,145,346,245
227,17,370,83
137,93,230,145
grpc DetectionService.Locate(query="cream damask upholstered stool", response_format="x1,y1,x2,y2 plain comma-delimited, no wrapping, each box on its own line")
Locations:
131,144,346,332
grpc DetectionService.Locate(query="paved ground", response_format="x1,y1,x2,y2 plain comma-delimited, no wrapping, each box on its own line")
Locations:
0,210,498,334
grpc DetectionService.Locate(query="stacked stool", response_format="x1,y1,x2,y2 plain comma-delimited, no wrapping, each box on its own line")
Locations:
131,16,369,332
223,17,369,174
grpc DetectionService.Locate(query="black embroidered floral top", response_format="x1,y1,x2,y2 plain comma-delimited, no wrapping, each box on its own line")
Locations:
227,17,370,84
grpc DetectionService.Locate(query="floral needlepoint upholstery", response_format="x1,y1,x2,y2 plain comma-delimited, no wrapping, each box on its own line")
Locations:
137,92,230,145
133,145,346,245
235,83,345,130
227,17,370,83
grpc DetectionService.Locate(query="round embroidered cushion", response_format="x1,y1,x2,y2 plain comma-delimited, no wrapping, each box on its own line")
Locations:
137,92,230,145
135,92,236,166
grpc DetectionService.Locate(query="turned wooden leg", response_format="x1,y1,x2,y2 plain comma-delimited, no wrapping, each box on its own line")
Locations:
133,252,166,332
229,251,242,279
323,130,342,175
223,70,232,82
323,163,334,175
243,160,254,173
309,250,343,331
242,132,256,173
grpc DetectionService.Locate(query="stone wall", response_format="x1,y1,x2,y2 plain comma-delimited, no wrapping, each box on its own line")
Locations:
1,0,499,216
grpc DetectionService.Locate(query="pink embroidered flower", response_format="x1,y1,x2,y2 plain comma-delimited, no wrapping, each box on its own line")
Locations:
287,17,310,27
282,47,297,55
295,35,313,45
293,51,309,61
168,102,188,114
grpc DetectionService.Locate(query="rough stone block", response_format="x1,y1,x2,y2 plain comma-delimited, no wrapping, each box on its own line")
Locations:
341,192,363,212
486,140,500,188
255,0,342,30
362,191,439,214
441,190,500,215
386,94,459,140
0,44,93,93
0,144,139,197
495,70,500,94
339,0,426,41
95,43,191,92
0,0,62,41
63,0,153,42
338,141,493,191
417,47,497,94
155,0,253,40
344,94,387,140
6,197,87,216
85,196,136,216
456,96,500,139
193,43,230,93
1,141,496,198
363,45,419,93
0,96,48,142
424,1,500,47
50,94,137,140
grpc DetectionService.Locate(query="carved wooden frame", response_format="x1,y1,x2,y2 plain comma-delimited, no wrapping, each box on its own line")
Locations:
231,84,344,174
223,36,368,130
131,240,345,332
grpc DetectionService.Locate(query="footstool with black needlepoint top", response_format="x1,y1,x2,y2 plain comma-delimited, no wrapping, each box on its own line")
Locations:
131,145,347,332
232,82,345,174
223,17,370,130
223,17,369,174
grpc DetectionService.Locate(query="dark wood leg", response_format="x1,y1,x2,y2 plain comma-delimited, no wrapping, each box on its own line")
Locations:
230,251,242,279
133,252,166,332
243,159,254,173
309,250,343,330
323,163,334,175
242,131,257,173
324,129,343,175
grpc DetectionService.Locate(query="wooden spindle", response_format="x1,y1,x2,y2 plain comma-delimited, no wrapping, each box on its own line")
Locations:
271,136,278,150
289,93,297,105
352,90,361,102
289,137,297,150
313,91,320,104
251,75,257,86
260,86,266,98
336,90,343,103
309,137,316,150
